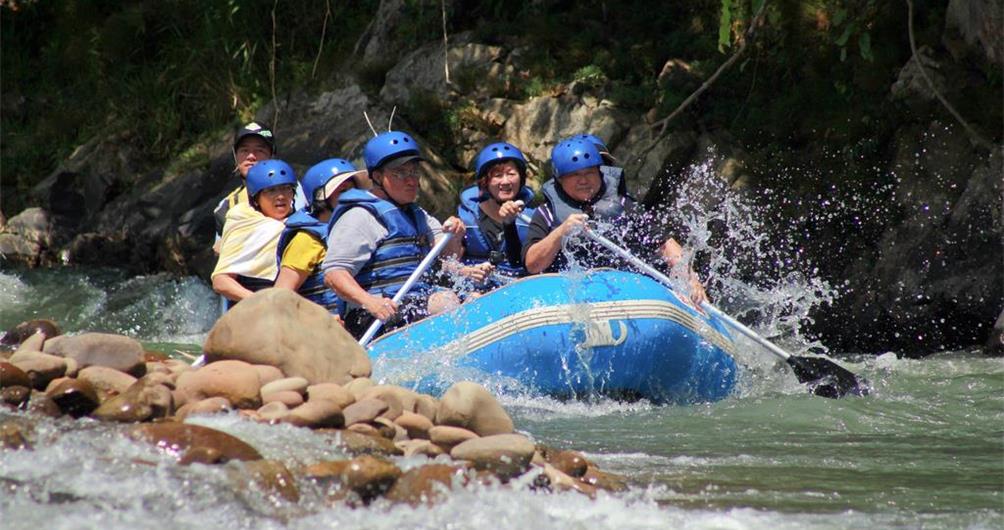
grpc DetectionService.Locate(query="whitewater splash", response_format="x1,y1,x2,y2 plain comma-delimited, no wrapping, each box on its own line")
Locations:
0,268,218,346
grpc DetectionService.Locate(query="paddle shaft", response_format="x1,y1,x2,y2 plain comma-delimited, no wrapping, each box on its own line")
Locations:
358,232,455,346
524,212,868,397
550,218,801,363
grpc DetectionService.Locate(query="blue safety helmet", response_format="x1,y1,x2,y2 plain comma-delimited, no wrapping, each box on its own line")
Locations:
575,133,616,164
302,158,359,203
551,137,602,179
246,159,297,198
475,142,528,183
363,131,421,172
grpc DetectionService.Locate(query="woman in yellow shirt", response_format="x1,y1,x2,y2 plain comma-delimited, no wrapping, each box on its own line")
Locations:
212,160,297,307
274,158,364,316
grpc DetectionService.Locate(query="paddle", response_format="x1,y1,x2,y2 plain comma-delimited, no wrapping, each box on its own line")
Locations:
358,232,456,346
560,220,870,399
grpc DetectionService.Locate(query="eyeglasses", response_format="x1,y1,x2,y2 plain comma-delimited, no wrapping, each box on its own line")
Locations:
386,167,422,182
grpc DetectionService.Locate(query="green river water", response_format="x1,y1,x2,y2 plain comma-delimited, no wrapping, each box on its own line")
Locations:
1,267,1001,529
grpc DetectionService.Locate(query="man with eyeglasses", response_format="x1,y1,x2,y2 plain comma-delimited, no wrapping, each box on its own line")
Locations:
323,131,466,339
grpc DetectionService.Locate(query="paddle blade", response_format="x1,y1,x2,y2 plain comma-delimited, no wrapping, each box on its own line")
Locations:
787,356,871,399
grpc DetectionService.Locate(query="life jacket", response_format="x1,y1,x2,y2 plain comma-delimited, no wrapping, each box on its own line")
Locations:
329,189,433,299
602,165,629,197
276,209,345,315
214,185,248,237
224,275,273,311
539,167,627,228
456,184,535,279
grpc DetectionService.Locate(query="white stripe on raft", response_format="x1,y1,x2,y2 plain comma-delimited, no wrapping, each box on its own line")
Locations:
419,300,736,360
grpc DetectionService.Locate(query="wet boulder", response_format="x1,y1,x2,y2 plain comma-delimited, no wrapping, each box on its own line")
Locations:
394,439,446,458
394,411,433,440
128,423,262,463
228,459,300,503
42,332,146,377
175,360,262,409
343,397,389,426
46,378,100,418
0,208,55,268
0,417,34,450
449,434,536,477
253,364,285,386
91,376,173,422
257,401,290,422
317,428,401,457
260,376,308,397
384,463,469,506
435,381,514,436
0,362,32,389
1,386,31,408
540,463,598,497
174,396,232,421
306,383,355,409
303,455,402,503
283,399,344,429
262,390,303,408
76,366,138,402
13,331,47,356
343,377,375,401
203,288,371,385
546,449,590,478
9,352,67,390
581,465,629,493
25,390,61,417
428,425,479,450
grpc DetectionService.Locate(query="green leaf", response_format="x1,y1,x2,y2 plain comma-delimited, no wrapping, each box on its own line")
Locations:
833,8,847,27
835,23,854,47
858,32,874,62
718,0,733,52
840,47,847,62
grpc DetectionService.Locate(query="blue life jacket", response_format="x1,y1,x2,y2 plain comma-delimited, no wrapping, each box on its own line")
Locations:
540,168,626,228
330,189,433,299
276,209,345,316
456,184,535,280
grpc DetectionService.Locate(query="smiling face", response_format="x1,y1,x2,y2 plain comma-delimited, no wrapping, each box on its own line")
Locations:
558,166,602,203
235,137,273,179
375,160,422,204
482,161,522,203
255,184,294,220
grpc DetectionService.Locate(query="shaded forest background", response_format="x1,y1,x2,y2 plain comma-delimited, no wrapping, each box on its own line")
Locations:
3,0,999,210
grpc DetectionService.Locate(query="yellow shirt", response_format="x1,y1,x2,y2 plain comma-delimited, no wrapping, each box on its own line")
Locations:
280,231,326,273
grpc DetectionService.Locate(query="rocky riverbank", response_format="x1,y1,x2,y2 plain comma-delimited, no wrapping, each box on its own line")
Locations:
1,289,623,505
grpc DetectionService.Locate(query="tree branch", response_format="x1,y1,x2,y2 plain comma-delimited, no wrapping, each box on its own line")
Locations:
312,0,333,80
442,0,451,84
905,0,994,151
270,0,279,130
650,0,769,137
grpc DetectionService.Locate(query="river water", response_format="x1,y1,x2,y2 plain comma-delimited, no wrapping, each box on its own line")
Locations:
1,266,1001,529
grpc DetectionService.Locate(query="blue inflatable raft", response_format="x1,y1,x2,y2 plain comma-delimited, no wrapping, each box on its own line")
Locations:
367,269,739,404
